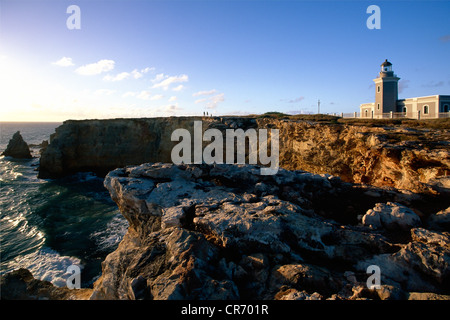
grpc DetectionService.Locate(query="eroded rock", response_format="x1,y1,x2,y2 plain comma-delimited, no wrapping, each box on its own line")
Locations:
362,202,422,231
89,163,450,300
2,131,32,159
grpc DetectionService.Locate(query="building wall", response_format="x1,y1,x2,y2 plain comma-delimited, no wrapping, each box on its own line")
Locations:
397,95,445,118
439,96,450,112
374,77,399,116
418,101,436,118
359,103,374,118
381,80,399,113
360,93,448,119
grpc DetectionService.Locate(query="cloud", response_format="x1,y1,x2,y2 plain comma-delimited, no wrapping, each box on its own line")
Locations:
152,73,188,90
103,66,154,81
131,67,154,79
161,103,183,114
172,85,185,92
168,96,177,102
439,34,450,42
193,89,217,97
152,73,166,83
94,89,115,96
103,72,130,81
150,94,164,101
136,90,152,100
422,80,444,88
287,96,305,103
122,91,137,98
52,57,74,67
398,79,410,94
75,59,115,75
195,93,225,110
194,98,207,104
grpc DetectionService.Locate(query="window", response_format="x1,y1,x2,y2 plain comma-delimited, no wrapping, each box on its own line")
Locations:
377,86,380,93
365,110,368,117
377,103,380,110
444,105,449,112
402,106,407,113
424,105,429,114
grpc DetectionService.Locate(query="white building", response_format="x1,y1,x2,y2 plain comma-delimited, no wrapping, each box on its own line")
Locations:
359,60,450,119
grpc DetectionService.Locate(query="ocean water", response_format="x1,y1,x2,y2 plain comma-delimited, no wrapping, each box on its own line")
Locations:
0,122,128,288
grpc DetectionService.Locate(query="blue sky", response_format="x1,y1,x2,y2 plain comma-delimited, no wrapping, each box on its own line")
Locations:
1,0,449,121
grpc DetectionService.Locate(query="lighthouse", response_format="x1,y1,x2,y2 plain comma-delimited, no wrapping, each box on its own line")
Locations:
373,59,400,117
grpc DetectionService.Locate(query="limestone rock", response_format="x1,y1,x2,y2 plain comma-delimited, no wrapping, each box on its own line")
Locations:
91,163,430,300
362,202,421,231
427,207,450,231
408,292,450,300
2,131,32,159
356,227,450,293
85,163,450,300
37,117,450,196
0,268,92,300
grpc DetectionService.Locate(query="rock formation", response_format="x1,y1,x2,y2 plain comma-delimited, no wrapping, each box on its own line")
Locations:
362,202,422,231
2,131,32,159
38,117,449,196
88,163,449,300
0,268,91,300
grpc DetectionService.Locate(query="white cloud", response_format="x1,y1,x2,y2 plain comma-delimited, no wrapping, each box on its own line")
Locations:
52,57,74,67
207,93,225,109
172,85,185,92
151,73,166,83
195,97,208,104
152,74,188,90
168,96,177,102
150,94,164,101
136,90,152,100
163,103,182,113
193,89,217,97
75,59,115,75
103,72,130,81
195,92,225,110
94,89,115,95
122,91,137,98
104,66,154,81
132,67,154,79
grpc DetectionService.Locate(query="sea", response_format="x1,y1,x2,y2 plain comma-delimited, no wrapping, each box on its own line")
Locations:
0,122,128,288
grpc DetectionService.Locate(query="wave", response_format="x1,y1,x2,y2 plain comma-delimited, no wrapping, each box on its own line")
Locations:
90,214,129,253
2,247,82,288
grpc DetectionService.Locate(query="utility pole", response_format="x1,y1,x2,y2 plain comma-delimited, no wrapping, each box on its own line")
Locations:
318,99,320,114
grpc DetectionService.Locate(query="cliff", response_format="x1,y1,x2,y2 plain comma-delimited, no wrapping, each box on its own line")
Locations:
89,163,450,300
38,117,450,195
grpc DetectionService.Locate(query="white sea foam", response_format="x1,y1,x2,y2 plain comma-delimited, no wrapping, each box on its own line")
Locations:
90,214,129,252
4,247,83,287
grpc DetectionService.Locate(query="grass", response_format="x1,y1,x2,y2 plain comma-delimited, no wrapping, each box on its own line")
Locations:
244,112,340,123
227,112,450,130
338,117,450,130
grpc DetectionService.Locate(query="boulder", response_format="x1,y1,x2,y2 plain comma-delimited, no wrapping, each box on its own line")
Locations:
356,228,450,293
427,207,450,231
0,268,92,300
1,131,32,159
362,202,421,231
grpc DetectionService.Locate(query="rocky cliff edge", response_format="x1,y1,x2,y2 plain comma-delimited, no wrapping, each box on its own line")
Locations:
89,163,449,300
